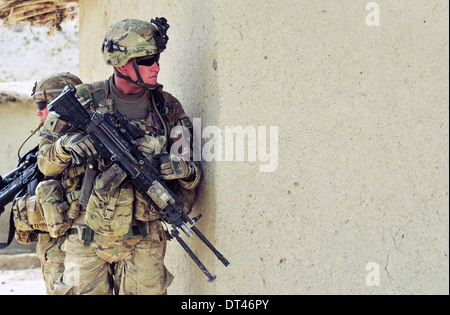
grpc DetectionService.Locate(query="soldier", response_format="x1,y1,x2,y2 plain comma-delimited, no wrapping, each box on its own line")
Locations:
38,18,202,295
32,73,83,123
12,72,83,295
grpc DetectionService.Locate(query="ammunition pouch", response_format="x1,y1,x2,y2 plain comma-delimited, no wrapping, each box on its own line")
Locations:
15,229,39,244
85,164,133,237
36,179,72,238
134,189,161,222
12,193,48,244
61,164,87,220
12,193,48,233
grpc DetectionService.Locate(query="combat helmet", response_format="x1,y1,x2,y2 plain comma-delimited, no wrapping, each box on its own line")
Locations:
101,18,169,89
32,72,82,102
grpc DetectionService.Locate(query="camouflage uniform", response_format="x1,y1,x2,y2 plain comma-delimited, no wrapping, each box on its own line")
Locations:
38,19,201,295
13,72,82,295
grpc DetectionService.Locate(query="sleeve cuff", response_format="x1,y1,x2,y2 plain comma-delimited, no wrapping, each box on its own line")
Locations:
54,136,72,161
178,162,202,190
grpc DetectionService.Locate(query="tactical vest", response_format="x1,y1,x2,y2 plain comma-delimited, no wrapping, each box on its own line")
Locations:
79,80,170,238
22,81,197,243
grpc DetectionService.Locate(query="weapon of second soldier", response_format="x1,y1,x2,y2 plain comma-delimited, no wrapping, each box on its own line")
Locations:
0,145,42,249
0,145,41,211
48,85,229,282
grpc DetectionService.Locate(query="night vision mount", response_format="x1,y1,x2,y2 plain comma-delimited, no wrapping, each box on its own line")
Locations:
151,17,170,53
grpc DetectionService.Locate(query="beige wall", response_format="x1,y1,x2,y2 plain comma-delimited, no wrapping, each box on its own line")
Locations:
0,98,40,250
0,100,39,174
78,0,448,294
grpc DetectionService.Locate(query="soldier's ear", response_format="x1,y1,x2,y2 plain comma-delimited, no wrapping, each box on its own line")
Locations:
115,65,128,76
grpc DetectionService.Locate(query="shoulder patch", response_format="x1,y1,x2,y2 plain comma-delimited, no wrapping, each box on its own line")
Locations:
42,113,70,136
39,113,70,141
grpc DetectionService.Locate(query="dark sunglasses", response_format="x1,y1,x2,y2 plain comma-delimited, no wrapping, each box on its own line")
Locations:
36,100,47,111
135,54,160,67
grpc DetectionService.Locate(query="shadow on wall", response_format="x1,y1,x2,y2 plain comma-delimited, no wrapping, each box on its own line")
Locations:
171,1,220,294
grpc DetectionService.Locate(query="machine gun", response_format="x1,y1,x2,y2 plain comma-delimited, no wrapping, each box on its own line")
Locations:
48,85,229,282
0,145,42,249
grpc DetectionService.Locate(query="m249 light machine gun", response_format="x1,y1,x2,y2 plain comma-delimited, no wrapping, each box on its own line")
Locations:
48,85,229,282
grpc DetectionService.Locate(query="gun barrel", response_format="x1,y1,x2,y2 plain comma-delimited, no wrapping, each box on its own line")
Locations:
180,223,194,237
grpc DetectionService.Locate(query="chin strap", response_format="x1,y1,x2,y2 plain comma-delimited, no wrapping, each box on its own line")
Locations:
114,59,159,90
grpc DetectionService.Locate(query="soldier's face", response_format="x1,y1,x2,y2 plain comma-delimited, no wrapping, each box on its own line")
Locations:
123,58,160,87
36,99,49,123
139,61,160,86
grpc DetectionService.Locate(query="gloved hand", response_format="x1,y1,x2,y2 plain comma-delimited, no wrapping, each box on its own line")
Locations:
60,133,98,164
135,135,166,162
155,153,194,181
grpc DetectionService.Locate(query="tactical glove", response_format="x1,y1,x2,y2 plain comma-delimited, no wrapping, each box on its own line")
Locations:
60,133,98,164
156,153,194,181
135,135,166,162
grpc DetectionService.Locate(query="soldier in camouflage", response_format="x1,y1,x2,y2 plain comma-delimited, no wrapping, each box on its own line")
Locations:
13,72,82,295
33,73,83,124
37,18,202,295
